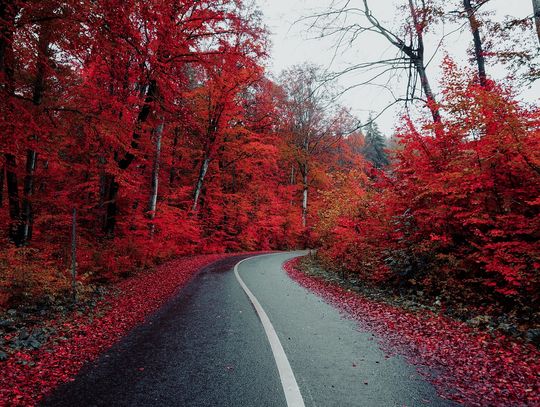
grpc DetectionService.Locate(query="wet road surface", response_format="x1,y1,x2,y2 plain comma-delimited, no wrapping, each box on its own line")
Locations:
42,252,455,407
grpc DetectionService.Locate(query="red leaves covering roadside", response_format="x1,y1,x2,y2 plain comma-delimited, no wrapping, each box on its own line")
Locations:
0,254,237,406
284,257,540,407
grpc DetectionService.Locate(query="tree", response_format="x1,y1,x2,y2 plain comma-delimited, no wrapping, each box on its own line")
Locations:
463,0,488,86
279,64,352,228
190,52,266,212
313,58,540,310
306,0,443,123
0,0,278,304
476,2,540,83
362,118,389,168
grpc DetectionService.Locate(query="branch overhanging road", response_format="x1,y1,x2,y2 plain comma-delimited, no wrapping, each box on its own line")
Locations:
42,252,456,407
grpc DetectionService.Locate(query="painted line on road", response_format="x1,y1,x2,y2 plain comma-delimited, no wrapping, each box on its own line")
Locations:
234,255,306,407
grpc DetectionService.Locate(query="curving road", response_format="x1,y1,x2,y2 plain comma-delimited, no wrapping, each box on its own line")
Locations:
42,252,455,407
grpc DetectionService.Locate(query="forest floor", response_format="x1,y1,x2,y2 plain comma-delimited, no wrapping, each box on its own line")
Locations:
285,256,540,406
0,253,254,406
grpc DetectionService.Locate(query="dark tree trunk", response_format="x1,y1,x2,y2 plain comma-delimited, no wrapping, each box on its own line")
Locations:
5,154,22,244
103,81,158,234
21,150,38,242
1,2,20,241
407,0,441,123
17,23,51,245
117,80,158,170
464,0,487,86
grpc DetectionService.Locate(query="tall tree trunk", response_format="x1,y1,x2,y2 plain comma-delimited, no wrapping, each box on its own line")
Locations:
408,0,441,123
464,0,487,86
192,155,210,211
18,22,50,245
117,81,158,170
1,2,20,241
289,164,296,206
191,116,219,212
21,150,37,242
533,0,540,44
362,0,440,122
414,59,440,122
301,166,308,228
103,81,158,234
148,120,164,235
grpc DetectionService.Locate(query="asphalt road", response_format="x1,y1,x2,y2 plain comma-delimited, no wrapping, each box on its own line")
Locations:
42,252,456,407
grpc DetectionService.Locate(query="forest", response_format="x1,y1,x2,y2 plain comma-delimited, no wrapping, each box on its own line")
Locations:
0,0,538,338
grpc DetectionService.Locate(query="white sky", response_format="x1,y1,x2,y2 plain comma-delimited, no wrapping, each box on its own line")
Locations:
255,0,540,136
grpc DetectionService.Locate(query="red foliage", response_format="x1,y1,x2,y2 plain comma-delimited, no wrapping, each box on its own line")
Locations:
0,2,538,404
315,60,539,307
0,254,243,406
285,258,540,407
0,0,304,305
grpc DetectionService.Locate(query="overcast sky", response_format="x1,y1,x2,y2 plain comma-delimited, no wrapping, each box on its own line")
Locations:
254,0,539,136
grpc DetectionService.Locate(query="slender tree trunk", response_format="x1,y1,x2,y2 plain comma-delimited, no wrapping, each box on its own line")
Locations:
362,0,440,123
117,81,158,170
148,120,164,236
15,22,50,245
414,59,440,122
1,9,42,245
21,150,37,242
464,0,487,86
300,163,309,227
301,166,308,228
192,116,219,212
192,155,210,211
2,2,20,241
407,0,440,123
533,0,540,44
103,81,158,234
289,164,296,206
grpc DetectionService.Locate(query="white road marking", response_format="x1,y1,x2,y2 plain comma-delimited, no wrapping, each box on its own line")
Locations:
234,255,306,407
